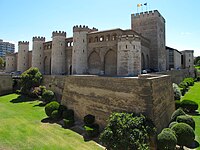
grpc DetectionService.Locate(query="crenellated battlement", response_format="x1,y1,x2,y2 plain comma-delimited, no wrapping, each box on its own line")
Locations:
89,27,98,33
18,41,29,45
73,25,91,32
131,10,165,22
118,34,140,42
52,31,66,37
33,36,45,41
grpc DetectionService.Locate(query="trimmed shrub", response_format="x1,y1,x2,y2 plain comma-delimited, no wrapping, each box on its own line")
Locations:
84,114,95,126
180,100,198,113
171,123,195,148
184,78,194,86
176,115,195,130
179,81,189,95
171,108,186,122
51,110,61,120
39,85,46,95
169,121,178,128
84,123,99,138
62,109,74,120
175,100,181,109
42,90,55,103
58,105,67,115
157,128,177,150
45,101,60,117
63,119,74,128
173,83,181,100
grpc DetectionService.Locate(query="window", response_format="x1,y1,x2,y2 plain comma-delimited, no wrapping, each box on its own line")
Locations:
126,45,128,49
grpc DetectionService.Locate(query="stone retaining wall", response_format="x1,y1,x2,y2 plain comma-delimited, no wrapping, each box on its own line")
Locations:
0,74,13,95
61,75,174,131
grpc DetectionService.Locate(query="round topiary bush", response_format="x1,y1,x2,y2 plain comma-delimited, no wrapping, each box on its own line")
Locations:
169,121,178,128
171,123,195,148
181,100,198,113
62,109,74,120
84,114,95,126
45,101,60,117
42,90,55,103
157,128,177,150
171,108,186,122
51,110,61,120
173,83,182,100
63,119,74,128
176,115,195,130
58,105,67,115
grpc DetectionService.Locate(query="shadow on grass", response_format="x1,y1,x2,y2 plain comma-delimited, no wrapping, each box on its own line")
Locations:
186,140,200,149
10,95,36,103
41,117,56,124
33,102,46,107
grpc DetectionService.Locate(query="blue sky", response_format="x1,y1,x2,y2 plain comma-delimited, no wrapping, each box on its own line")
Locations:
0,0,199,56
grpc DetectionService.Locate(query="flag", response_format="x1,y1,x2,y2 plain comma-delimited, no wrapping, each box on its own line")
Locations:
137,4,142,7
144,3,147,6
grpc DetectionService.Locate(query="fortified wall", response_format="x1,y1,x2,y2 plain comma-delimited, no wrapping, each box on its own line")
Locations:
60,74,174,131
0,74,13,95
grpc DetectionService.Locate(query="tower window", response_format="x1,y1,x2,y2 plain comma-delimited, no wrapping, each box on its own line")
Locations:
83,49,84,53
83,39,85,43
126,45,128,49
40,47,41,49
61,43,62,46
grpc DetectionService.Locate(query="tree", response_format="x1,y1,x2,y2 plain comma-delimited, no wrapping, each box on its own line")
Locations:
20,67,42,95
99,113,156,150
0,57,4,69
194,56,200,65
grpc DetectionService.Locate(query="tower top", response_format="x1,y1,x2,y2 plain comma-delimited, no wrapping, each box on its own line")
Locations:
33,36,45,41
18,41,29,45
131,10,165,23
73,25,98,32
52,31,66,37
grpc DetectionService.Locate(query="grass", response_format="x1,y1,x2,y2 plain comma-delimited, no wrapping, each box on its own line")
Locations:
0,94,103,150
181,82,200,149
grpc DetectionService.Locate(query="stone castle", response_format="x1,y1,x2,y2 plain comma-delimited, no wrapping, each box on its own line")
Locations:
5,10,194,76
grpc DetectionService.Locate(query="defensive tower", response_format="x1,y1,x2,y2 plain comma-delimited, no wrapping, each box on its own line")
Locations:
51,31,66,75
32,36,45,73
17,41,29,73
72,25,90,74
131,10,166,71
117,35,141,76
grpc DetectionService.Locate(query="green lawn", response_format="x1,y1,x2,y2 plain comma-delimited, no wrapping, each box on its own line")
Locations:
181,82,200,149
0,94,103,150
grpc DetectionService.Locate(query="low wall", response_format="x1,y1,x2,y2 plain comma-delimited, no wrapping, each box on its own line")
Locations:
0,74,13,95
42,75,66,101
61,75,175,132
156,69,190,84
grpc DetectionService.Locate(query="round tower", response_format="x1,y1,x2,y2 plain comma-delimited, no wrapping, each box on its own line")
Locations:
32,36,45,73
117,35,141,76
72,25,90,74
17,41,29,73
51,31,66,75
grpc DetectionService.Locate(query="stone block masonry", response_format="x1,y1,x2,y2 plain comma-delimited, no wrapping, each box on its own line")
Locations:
61,74,175,132
0,74,13,95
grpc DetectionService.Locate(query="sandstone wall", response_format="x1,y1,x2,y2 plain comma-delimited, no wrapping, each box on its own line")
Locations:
61,75,174,131
156,69,190,84
0,74,13,95
42,75,66,101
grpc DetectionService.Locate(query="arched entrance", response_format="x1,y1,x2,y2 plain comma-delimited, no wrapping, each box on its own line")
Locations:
88,51,101,75
104,50,117,76
141,53,145,70
44,56,51,75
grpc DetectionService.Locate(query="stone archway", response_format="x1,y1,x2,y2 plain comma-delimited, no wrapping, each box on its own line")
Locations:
141,53,145,70
88,51,101,75
44,56,51,75
104,50,117,76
